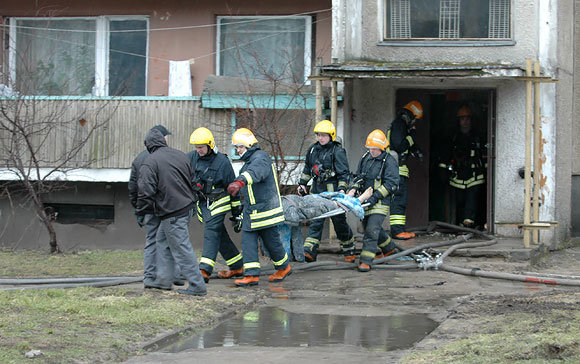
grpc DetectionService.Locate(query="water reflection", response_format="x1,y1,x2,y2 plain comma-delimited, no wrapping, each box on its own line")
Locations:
161,306,437,353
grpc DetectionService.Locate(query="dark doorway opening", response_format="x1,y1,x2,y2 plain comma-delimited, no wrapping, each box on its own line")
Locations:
396,89,494,232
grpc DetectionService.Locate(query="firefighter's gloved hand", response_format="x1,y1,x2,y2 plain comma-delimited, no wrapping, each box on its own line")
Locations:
231,205,242,219
366,195,378,206
136,214,145,227
297,185,308,196
227,180,245,196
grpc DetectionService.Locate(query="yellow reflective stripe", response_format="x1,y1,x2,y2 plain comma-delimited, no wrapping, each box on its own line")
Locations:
231,200,241,207
378,236,392,248
367,207,389,215
466,179,485,188
270,163,284,208
390,214,406,225
470,150,475,157
327,183,334,192
247,184,256,205
209,195,230,209
338,181,348,189
272,253,288,266
399,165,409,177
361,250,376,259
300,173,312,182
244,262,260,269
200,257,216,267
241,171,253,185
196,202,203,223
406,135,414,147
250,215,285,229
211,205,231,216
438,163,447,168
249,206,284,219
226,254,243,266
304,237,319,250
377,185,388,197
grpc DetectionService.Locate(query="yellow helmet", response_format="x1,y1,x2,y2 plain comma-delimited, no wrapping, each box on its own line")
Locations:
456,106,471,117
313,120,336,141
189,127,215,149
365,129,389,151
232,127,258,148
403,100,423,119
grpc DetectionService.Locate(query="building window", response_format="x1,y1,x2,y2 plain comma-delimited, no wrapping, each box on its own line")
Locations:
217,16,312,83
43,203,114,225
385,0,510,40
9,16,148,96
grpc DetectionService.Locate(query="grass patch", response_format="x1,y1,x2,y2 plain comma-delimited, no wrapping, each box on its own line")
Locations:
0,250,144,277
403,293,580,364
0,250,258,363
0,286,253,363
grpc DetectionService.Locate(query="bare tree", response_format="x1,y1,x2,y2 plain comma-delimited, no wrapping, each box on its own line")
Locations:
0,59,117,253
218,15,325,191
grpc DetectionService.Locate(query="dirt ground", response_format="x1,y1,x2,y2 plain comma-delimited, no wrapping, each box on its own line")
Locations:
123,243,580,364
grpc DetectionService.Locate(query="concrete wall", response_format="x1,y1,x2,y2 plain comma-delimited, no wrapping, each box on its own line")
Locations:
0,0,332,96
333,0,538,65
0,182,225,251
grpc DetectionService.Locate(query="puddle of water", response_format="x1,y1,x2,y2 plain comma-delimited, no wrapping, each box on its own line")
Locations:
160,306,438,353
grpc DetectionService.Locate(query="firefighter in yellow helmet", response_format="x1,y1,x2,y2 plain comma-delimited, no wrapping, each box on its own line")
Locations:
348,130,399,271
226,128,291,286
387,100,424,240
298,120,356,263
187,127,243,283
438,105,486,228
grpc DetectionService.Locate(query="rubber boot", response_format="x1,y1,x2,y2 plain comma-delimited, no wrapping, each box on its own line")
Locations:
235,276,259,287
358,262,371,272
344,255,357,263
217,268,243,279
200,269,210,283
268,266,292,282
394,232,416,240
304,250,318,263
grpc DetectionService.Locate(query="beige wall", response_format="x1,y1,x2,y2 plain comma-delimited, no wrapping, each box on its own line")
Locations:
0,0,332,96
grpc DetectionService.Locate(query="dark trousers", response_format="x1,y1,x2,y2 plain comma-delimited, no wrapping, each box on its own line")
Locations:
305,213,354,253
390,175,408,235
241,225,289,277
360,214,392,265
454,185,480,225
198,204,243,274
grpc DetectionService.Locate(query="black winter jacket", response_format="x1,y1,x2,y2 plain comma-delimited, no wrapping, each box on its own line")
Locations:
128,150,149,210
298,141,350,193
136,129,197,219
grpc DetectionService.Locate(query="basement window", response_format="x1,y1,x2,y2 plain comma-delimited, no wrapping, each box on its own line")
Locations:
43,203,114,225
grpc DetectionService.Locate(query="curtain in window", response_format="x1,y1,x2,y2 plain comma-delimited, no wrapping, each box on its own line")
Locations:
219,18,306,83
15,19,96,95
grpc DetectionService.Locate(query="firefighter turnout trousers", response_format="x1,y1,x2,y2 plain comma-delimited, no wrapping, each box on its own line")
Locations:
360,213,396,266
197,203,243,275
390,175,408,236
303,212,355,260
241,226,289,277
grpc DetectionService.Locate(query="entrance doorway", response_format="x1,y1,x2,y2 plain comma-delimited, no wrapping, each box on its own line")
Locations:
395,89,494,232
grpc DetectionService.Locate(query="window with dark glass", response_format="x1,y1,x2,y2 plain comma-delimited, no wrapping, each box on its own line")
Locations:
385,0,510,40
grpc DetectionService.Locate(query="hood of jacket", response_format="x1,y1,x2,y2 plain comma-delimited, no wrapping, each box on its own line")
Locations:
144,128,168,153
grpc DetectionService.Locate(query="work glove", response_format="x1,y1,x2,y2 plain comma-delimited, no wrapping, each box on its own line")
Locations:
227,180,245,196
366,195,378,206
136,214,145,227
297,185,308,196
231,205,242,219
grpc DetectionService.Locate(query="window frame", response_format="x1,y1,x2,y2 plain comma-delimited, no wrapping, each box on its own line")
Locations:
216,15,312,83
9,15,149,96
380,0,514,46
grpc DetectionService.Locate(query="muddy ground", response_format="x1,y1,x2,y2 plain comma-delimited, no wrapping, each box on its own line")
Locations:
124,244,580,363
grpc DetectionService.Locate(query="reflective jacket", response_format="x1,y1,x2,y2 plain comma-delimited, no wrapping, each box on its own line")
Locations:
387,116,415,178
188,150,241,222
298,141,350,193
438,132,486,190
351,150,399,216
236,146,285,231
136,129,197,219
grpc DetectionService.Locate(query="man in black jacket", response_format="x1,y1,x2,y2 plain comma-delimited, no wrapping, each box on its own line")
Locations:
129,125,182,288
136,127,206,296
